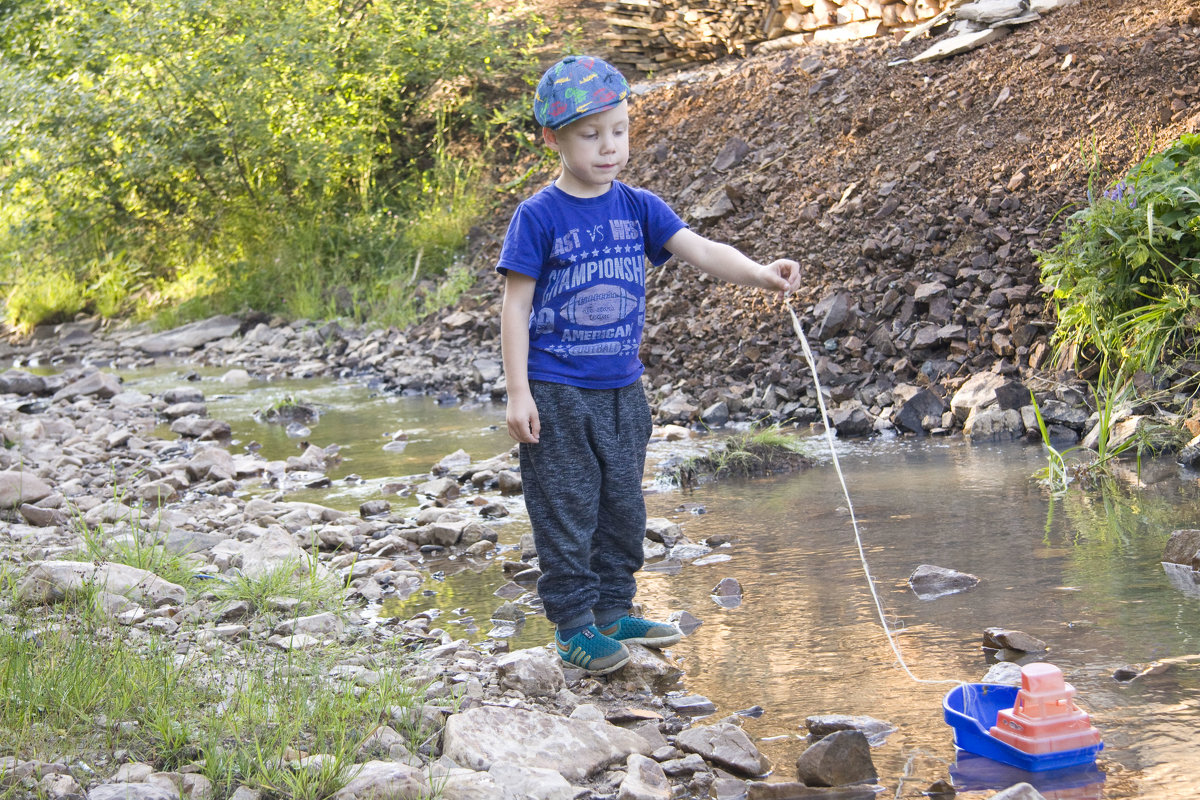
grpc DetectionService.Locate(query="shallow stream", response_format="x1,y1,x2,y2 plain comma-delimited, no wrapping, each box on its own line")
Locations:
123,368,1200,799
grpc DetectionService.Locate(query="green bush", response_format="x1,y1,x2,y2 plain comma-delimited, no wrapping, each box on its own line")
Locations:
0,0,546,331
1038,134,1200,375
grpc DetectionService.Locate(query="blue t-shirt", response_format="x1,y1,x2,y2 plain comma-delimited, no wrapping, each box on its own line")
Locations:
497,181,687,389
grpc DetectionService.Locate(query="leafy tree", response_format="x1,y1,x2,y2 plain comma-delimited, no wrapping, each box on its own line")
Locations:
0,0,546,329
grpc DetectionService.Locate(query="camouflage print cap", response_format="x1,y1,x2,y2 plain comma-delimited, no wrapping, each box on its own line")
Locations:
534,55,630,130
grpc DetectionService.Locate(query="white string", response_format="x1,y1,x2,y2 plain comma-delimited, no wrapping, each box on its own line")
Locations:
784,296,961,687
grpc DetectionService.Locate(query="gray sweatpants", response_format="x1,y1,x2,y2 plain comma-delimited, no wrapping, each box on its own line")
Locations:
519,379,653,631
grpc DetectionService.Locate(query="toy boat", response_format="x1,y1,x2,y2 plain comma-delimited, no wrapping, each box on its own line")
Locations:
943,663,1103,772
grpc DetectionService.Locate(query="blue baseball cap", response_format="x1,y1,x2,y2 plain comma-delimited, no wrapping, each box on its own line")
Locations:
534,55,630,130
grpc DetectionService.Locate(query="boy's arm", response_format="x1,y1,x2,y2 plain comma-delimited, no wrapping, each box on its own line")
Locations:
500,272,541,444
664,228,801,293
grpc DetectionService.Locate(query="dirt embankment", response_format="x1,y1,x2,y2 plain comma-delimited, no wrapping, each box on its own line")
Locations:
431,0,1199,433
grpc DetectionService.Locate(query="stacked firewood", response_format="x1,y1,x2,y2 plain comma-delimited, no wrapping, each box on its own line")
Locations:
603,0,948,71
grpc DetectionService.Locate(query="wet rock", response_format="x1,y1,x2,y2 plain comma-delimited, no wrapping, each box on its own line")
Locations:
1035,398,1089,431
964,405,1025,441
441,705,650,782
1112,662,1169,683
794,729,877,787
676,722,769,777
893,387,945,434
646,517,685,546
711,577,742,608
1163,529,1200,570
829,402,873,437
416,476,460,500
908,564,980,599
805,714,896,746
667,695,717,716
496,471,523,496
989,783,1048,800
0,471,53,508
983,627,1047,654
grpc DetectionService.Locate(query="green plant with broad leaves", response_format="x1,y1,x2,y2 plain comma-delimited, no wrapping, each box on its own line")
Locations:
0,0,548,331
1038,133,1200,377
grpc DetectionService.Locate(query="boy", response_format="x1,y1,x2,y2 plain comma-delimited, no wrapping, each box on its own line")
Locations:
498,55,801,674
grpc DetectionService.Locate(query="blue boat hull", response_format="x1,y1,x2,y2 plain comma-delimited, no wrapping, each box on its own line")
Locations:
942,683,1103,772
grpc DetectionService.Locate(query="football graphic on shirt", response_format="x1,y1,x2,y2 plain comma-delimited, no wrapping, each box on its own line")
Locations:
560,284,637,326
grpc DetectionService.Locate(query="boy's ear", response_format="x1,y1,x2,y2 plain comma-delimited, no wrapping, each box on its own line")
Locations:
542,126,560,151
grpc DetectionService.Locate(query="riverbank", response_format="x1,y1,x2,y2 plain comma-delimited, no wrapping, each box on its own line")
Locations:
0,344,907,800
7,313,1200,799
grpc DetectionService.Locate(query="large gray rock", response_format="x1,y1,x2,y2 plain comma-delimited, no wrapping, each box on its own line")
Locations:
487,762,575,800
675,722,769,777
210,529,314,579
131,315,243,355
0,369,47,395
893,387,945,434
18,561,186,607
1163,530,1200,570
52,371,123,401
331,761,427,800
0,470,53,508
495,648,567,698
87,783,180,800
951,373,1025,422
794,729,877,787
442,705,650,782
964,406,1024,441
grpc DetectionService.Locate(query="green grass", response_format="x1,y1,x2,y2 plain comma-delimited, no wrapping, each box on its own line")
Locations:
0,577,434,800
666,424,814,488
210,558,347,619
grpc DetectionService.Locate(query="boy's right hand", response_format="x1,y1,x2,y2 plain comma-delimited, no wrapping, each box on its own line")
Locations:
507,390,541,444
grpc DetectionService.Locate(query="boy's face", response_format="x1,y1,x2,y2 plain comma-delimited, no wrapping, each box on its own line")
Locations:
543,101,629,198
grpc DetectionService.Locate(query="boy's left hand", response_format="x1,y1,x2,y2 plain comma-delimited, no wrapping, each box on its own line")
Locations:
764,259,802,293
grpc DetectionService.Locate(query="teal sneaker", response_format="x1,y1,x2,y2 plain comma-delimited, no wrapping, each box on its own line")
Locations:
555,625,630,674
598,616,682,648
